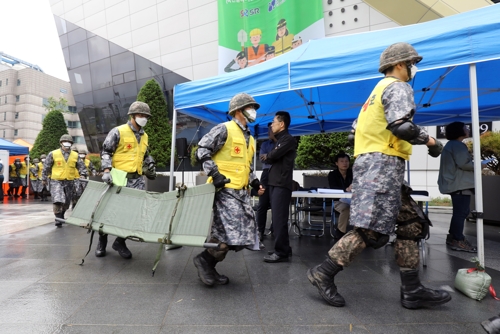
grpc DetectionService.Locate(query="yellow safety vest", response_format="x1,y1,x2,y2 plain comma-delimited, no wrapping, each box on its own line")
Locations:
209,121,255,189
9,163,17,178
51,149,79,180
112,124,148,174
75,159,91,178
37,162,43,179
30,164,38,180
354,77,413,160
19,161,28,176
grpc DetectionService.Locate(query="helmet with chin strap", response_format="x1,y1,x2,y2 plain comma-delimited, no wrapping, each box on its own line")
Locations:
378,42,422,73
59,134,74,143
228,93,260,116
127,101,151,116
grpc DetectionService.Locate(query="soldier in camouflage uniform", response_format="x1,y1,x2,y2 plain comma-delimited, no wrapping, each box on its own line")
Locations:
29,158,43,199
42,134,87,227
95,101,156,259
71,149,97,208
307,42,451,309
193,92,263,286
39,154,49,201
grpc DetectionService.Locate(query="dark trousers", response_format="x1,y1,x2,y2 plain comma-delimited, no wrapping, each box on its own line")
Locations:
269,185,291,257
449,193,471,241
256,169,271,235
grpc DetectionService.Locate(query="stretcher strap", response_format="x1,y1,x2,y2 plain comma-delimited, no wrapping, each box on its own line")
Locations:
80,230,95,266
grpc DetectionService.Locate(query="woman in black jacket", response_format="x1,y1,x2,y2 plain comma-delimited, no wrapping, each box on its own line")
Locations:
327,152,353,241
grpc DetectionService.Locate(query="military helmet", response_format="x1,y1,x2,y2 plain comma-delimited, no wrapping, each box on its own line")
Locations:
72,147,79,153
127,101,151,116
378,42,422,73
40,154,47,159
228,93,260,116
14,158,21,162
59,134,74,143
33,158,40,163
78,149,88,155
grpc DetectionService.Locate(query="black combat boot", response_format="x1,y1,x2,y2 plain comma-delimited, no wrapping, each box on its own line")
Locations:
307,257,345,307
95,234,108,257
213,263,229,285
20,187,27,198
112,237,132,259
34,192,40,199
482,313,500,334
193,250,217,286
54,212,64,228
400,269,451,309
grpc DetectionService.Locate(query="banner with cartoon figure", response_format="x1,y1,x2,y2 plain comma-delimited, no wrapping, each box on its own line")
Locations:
218,0,325,74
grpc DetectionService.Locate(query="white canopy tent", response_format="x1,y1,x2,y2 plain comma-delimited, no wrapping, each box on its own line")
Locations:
171,5,500,266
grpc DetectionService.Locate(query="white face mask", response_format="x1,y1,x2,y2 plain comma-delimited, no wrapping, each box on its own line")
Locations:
243,108,257,123
41,159,46,163
61,142,72,148
135,116,148,127
79,154,86,159
410,65,418,80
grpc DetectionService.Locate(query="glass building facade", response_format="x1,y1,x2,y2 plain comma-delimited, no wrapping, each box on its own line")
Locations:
53,15,205,158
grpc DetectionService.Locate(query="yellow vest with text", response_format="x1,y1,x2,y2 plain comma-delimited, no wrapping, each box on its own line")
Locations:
51,149,79,180
210,121,255,189
354,77,412,160
9,163,17,178
30,164,37,180
112,124,148,174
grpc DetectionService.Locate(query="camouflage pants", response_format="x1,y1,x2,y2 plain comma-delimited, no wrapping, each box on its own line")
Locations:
50,180,74,215
328,223,422,269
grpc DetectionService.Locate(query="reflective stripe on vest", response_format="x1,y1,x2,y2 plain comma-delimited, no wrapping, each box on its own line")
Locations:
112,124,148,174
354,77,412,160
51,149,79,180
210,121,255,190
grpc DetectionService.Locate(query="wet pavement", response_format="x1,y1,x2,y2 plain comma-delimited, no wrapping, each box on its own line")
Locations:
0,197,499,333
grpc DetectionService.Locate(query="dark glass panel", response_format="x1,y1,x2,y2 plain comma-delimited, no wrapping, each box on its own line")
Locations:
90,58,112,89
92,87,114,105
109,42,127,56
68,40,89,69
59,34,68,48
110,52,135,75
68,65,92,95
88,36,110,63
112,74,124,85
53,15,67,36
123,70,136,83
67,28,87,46
62,47,70,69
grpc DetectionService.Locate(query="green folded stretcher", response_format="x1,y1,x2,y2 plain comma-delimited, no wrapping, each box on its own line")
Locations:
64,180,216,273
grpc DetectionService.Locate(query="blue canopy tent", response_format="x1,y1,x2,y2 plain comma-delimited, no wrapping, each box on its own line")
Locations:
0,138,29,156
171,5,500,266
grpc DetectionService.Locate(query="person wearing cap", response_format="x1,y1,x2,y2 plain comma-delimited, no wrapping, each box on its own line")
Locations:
245,28,268,67
95,101,156,259
42,134,87,227
306,42,449,309
39,154,49,201
265,46,275,61
272,18,294,56
292,36,302,49
71,149,97,209
29,158,43,199
224,51,248,73
193,92,263,286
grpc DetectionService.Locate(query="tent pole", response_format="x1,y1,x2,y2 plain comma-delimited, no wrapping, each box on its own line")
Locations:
169,108,178,192
469,63,484,267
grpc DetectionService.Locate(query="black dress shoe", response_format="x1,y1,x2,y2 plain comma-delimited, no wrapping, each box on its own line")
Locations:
267,248,292,257
263,253,289,263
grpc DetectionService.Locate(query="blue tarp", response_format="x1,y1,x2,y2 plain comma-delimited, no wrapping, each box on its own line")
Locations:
0,138,29,156
174,5,500,139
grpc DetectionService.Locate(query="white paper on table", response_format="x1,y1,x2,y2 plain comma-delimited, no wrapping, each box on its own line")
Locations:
317,188,344,194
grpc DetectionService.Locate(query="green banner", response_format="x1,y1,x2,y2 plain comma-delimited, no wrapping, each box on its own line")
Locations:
218,0,324,74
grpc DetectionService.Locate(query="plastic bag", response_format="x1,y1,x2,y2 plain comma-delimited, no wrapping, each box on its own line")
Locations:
455,268,492,301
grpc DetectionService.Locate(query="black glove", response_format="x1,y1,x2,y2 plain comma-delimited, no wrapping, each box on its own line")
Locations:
250,179,261,190
211,171,230,189
102,171,113,185
428,137,443,158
